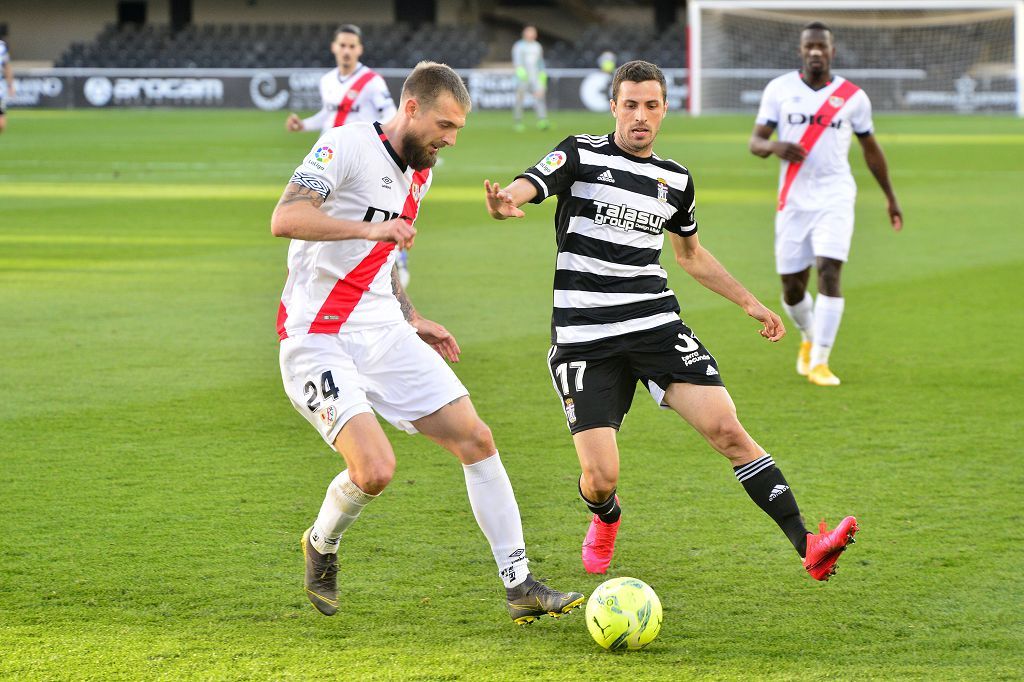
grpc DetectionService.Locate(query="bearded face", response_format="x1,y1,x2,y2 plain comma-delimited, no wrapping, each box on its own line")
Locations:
401,128,443,171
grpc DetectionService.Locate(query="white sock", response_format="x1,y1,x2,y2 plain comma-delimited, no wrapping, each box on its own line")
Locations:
310,470,378,554
781,292,814,343
811,294,845,368
462,453,529,588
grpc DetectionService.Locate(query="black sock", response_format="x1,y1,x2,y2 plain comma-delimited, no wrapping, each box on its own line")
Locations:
579,478,621,524
734,455,808,557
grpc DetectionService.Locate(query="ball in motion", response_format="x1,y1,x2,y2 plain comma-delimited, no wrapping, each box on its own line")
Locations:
585,577,662,650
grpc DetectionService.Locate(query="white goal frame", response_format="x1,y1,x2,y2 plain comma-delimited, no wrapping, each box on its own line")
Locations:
687,0,1024,116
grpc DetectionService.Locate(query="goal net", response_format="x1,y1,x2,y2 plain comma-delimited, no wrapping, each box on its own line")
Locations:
687,0,1024,115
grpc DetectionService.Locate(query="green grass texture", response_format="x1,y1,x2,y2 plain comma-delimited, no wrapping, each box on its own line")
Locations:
1,109,1022,680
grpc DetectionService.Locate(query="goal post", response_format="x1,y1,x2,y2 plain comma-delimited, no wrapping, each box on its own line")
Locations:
687,0,1024,116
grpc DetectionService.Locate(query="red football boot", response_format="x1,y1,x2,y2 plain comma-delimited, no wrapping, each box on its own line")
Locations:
804,516,859,581
582,497,620,574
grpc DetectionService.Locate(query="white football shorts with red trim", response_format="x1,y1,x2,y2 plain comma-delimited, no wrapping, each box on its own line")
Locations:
279,323,468,446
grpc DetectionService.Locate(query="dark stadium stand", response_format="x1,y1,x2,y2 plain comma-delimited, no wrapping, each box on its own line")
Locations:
543,23,687,69
55,23,491,69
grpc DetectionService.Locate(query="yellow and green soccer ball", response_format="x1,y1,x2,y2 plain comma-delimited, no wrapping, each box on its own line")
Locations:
585,577,663,650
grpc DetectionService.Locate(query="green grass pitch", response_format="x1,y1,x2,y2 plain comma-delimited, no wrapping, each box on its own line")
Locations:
1,108,1022,680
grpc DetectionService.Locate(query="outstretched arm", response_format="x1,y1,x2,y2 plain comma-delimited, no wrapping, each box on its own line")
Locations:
270,182,417,247
484,178,537,220
391,264,461,363
669,232,785,342
858,133,903,231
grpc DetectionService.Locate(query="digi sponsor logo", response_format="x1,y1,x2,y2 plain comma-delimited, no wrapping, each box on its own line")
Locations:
787,112,844,129
592,200,666,234
536,150,566,176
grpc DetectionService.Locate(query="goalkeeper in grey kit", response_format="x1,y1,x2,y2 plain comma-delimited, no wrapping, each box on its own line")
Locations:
512,25,549,131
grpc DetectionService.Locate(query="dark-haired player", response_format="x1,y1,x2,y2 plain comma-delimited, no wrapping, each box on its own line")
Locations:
485,60,858,581
749,21,902,386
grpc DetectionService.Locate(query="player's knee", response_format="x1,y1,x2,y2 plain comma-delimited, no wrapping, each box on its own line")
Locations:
465,419,496,459
817,263,842,296
706,417,749,455
781,278,806,304
581,467,618,500
350,455,395,495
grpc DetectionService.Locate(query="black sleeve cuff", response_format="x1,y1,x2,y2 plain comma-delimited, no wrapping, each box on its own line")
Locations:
855,129,873,138
515,173,548,204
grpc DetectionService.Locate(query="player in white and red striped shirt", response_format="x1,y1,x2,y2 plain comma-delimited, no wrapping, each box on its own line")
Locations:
285,25,396,135
750,21,902,386
271,61,583,623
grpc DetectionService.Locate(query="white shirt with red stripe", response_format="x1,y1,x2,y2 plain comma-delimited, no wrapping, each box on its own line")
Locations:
755,72,873,211
277,121,431,339
302,63,397,134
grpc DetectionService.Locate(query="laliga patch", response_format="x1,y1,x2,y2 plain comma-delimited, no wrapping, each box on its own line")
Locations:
536,150,566,176
304,145,334,172
318,404,339,429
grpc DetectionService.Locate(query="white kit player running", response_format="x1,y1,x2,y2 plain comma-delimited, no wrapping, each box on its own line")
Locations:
271,61,583,624
285,25,396,135
750,21,902,386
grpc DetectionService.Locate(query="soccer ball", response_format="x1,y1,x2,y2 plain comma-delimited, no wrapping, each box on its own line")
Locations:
585,577,663,650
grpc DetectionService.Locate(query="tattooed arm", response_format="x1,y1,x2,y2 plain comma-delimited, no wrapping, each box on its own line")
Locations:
270,182,417,247
392,264,461,363
391,264,419,323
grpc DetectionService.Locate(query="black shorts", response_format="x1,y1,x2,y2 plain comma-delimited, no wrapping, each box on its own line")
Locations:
546,320,723,434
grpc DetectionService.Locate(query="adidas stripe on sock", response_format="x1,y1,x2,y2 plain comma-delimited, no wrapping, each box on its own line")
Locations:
734,455,809,557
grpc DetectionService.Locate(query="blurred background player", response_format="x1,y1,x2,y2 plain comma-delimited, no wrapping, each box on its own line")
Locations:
272,61,583,624
0,36,14,134
512,25,548,132
749,21,902,386
597,50,617,75
285,25,408,285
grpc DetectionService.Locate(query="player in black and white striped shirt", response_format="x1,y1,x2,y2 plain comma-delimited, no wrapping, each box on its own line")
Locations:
485,61,858,582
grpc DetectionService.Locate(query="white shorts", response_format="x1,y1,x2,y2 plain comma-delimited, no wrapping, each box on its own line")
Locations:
279,323,469,446
774,203,855,274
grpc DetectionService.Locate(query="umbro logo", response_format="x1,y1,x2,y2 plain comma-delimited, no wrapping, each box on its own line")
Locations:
381,176,393,188
509,548,525,559
596,170,615,184
768,484,789,501
705,365,718,376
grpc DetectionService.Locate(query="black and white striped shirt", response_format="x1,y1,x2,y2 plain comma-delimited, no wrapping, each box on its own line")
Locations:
517,133,697,345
